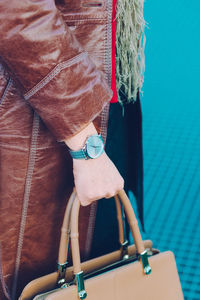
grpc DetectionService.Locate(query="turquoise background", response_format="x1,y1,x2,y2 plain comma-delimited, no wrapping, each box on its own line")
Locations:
143,0,200,110
132,1,200,299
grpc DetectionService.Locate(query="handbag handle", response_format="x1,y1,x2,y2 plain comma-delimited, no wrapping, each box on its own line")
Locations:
57,190,127,277
70,190,151,299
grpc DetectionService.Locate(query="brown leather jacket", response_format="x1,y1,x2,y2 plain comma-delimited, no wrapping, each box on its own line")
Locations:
0,1,113,299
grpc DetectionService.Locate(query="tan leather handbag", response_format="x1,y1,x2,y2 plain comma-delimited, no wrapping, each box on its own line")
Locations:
19,190,184,300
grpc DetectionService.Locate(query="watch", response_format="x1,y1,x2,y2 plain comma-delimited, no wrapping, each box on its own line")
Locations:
69,134,105,160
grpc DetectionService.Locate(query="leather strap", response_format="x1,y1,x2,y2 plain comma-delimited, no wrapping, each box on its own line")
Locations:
70,190,145,274
57,191,125,270
114,195,126,246
58,190,76,266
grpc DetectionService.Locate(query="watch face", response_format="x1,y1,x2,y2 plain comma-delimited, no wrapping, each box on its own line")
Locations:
86,135,104,159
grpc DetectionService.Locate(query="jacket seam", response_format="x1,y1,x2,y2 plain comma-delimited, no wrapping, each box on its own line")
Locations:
100,103,110,142
0,243,11,300
11,112,40,300
24,52,88,100
65,16,107,21
0,78,12,108
100,0,112,142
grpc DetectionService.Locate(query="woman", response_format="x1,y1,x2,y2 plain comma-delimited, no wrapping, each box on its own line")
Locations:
0,0,145,299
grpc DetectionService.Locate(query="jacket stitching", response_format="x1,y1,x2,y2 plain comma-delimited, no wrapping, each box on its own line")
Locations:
65,17,106,21
24,52,88,100
100,103,110,142
81,1,105,9
11,112,40,300
0,78,12,108
65,18,106,26
0,243,11,300
103,25,107,77
100,0,112,142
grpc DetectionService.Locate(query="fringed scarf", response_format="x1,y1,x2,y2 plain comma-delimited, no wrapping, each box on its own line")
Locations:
116,0,146,104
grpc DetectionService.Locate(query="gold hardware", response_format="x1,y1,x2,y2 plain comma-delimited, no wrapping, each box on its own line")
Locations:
76,271,87,299
140,249,152,275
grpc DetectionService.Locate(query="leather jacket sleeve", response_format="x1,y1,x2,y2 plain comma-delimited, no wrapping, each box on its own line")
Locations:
0,0,113,141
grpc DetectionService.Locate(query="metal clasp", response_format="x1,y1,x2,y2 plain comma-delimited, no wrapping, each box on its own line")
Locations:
121,239,129,259
58,261,68,273
75,271,87,299
57,261,69,287
139,249,152,275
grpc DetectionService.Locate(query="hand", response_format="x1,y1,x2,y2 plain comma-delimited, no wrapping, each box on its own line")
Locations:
73,152,124,206
64,122,124,205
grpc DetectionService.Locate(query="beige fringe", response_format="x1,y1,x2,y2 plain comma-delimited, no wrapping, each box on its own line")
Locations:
116,0,146,103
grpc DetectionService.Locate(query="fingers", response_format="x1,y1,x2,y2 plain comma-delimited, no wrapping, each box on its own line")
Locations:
78,179,124,205
104,176,124,199
73,151,125,207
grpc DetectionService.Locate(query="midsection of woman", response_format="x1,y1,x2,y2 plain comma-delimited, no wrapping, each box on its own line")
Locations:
0,1,113,299
0,1,143,299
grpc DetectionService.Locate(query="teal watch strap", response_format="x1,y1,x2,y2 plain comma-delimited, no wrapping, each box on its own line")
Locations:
69,148,88,160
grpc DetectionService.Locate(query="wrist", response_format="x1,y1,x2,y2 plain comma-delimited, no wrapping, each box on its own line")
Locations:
64,123,98,151
69,134,105,160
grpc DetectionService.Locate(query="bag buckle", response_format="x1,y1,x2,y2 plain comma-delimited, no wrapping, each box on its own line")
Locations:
139,249,152,275
121,239,129,259
57,261,69,287
76,271,87,299
58,261,68,273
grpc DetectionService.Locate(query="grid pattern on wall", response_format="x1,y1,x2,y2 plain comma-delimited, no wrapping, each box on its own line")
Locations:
130,105,200,300
128,0,200,298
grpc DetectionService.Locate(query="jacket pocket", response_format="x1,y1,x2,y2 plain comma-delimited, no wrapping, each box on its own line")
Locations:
63,13,107,73
62,12,107,26
0,243,11,300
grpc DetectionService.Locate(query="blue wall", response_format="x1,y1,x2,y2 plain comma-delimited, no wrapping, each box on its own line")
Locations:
140,1,200,299
143,0,200,110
